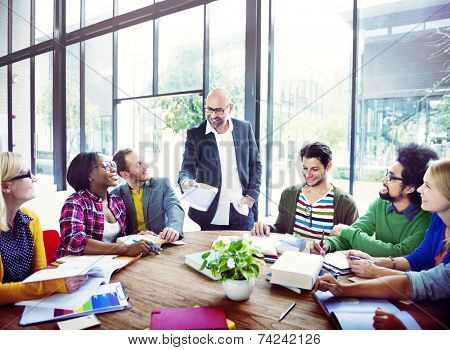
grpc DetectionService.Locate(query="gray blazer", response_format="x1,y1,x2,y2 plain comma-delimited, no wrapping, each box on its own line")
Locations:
111,177,185,238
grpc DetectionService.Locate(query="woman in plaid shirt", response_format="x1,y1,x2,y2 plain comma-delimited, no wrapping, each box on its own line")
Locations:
57,152,158,258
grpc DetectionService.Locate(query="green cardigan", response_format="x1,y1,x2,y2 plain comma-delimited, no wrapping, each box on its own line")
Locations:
269,184,359,234
326,198,431,257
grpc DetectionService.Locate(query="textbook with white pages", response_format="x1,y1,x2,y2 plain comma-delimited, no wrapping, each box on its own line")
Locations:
22,254,137,284
270,251,323,290
180,183,218,211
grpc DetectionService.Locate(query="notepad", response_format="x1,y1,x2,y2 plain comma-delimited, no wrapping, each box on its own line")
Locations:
184,250,220,281
314,291,421,330
150,306,228,330
180,183,218,211
19,283,130,326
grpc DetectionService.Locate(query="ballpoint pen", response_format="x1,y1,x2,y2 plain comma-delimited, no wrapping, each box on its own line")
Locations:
320,230,325,248
279,302,296,322
132,239,162,251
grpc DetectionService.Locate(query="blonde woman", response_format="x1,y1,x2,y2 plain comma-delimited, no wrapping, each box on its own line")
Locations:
0,152,87,305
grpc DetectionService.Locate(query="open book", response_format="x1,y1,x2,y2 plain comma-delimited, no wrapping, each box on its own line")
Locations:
19,282,130,326
270,251,323,290
180,183,218,211
116,234,186,248
314,291,421,330
23,254,139,285
322,252,352,275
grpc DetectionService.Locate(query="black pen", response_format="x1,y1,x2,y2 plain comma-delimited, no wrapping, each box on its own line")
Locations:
278,302,296,322
320,230,325,248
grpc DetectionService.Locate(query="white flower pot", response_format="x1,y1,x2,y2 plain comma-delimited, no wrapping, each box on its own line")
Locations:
222,277,256,301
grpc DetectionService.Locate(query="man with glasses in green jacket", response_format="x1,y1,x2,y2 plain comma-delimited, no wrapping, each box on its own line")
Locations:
311,144,438,258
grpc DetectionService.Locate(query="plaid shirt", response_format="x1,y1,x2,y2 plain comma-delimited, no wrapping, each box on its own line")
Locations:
57,190,127,257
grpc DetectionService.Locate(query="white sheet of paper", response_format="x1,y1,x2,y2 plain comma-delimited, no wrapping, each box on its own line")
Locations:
180,183,218,212
57,315,101,330
16,277,104,309
323,252,349,270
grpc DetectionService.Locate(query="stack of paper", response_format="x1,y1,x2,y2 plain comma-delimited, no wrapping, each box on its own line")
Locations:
116,234,186,247
181,183,218,212
270,251,324,290
323,252,352,275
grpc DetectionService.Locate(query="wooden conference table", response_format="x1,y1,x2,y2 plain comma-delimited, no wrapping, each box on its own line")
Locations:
0,231,449,330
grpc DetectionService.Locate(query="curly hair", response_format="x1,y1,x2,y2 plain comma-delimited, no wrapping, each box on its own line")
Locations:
397,143,438,205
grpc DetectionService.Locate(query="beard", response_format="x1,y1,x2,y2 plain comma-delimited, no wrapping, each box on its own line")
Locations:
379,186,404,203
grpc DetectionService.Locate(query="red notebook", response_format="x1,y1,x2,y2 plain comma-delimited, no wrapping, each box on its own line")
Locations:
150,306,228,330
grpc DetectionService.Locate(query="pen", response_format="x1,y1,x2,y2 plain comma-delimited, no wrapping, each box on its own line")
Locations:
279,302,296,322
264,257,277,264
319,230,325,248
132,239,162,251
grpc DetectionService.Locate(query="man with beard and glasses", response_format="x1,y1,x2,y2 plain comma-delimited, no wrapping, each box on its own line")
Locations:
311,143,438,257
112,149,184,242
251,142,358,240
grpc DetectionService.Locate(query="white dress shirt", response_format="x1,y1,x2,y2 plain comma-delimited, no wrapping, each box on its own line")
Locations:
205,118,249,225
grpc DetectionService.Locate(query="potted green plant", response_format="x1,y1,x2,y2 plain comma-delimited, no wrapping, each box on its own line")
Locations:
201,238,265,301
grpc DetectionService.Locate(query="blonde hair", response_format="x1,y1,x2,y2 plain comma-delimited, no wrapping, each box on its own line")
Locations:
0,152,23,232
428,159,450,251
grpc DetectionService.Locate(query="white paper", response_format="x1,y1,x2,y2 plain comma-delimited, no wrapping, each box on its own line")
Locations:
16,277,105,309
323,252,349,270
180,183,218,212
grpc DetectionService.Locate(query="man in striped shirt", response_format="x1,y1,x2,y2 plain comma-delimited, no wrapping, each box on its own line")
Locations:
251,142,358,240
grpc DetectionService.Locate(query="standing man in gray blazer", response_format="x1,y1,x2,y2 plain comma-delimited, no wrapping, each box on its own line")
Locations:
178,87,262,231
112,148,184,241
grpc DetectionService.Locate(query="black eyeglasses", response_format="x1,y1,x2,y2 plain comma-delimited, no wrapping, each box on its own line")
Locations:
8,170,33,181
92,161,117,172
204,104,230,116
385,169,403,182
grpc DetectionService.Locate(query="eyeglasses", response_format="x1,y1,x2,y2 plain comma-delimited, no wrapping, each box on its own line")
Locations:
93,160,117,172
385,169,403,182
8,170,33,181
204,104,230,116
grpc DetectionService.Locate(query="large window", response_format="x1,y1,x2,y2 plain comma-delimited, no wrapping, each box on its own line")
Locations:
158,6,203,93
118,0,153,15
264,0,353,216
35,52,53,184
209,0,246,120
0,0,7,57
85,0,113,27
85,34,113,155
66,0,81,33
12,59,31,166
35,0,54,44
0,66,7,152
355,0,450,213
66,43,81,162
117,21,153,98
12,0,31,52
117,94,203,186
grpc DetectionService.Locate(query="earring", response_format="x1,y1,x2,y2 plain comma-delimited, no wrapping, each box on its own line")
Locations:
88,177,93,182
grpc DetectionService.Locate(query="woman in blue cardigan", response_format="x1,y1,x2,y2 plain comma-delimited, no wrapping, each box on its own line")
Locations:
346,159,450,278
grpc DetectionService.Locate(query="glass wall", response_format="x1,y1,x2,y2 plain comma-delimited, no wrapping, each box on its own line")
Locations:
35,0,54,44
355,0,450,213
0,66,7,152
35,52,53,183
66,43,81,163
0,0,7,57
12,0,31,52
66,0,81,33
85,0,113,27
117,21,153,98
265,0,353,216
118,0,153,15
158,6,203,93
117,94,203,186
209,0,246,120
85,34,113,154
12,59,31,166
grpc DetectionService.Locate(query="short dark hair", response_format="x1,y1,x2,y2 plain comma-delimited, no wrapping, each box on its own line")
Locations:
113,148,133,175
299,142,332,167
397,143,438,205
67,152,99,192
